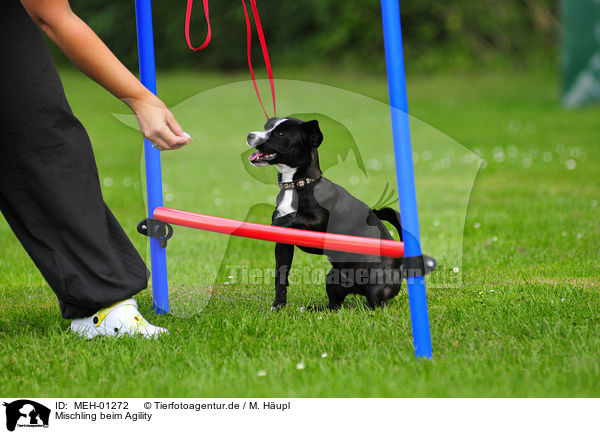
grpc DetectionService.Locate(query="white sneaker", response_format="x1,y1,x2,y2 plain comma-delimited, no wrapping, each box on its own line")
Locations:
70,298,168,339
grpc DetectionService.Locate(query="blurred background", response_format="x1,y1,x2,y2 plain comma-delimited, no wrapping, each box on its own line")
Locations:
64,0,558,73
58,0,600,107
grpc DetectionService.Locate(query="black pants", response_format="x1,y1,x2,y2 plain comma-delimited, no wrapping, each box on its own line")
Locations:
0,1,148,319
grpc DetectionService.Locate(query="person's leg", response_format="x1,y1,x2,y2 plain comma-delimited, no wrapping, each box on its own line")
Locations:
0,0,153,324
0,182,148,319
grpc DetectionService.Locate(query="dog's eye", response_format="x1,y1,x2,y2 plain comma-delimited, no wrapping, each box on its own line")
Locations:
276,131,285,137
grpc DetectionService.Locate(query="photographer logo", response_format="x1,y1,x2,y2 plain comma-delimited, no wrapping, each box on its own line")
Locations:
3,400,50,432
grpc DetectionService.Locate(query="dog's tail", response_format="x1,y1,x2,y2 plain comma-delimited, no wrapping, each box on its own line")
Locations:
373,207,402,241
375,207,439,276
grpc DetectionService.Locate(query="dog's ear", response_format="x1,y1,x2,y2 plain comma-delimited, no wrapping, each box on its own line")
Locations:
303,120,323,148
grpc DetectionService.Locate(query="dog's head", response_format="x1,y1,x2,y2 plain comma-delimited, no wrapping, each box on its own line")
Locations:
247,117,323,168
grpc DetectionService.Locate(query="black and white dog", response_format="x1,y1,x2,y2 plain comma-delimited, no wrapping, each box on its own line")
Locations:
247,117,435,310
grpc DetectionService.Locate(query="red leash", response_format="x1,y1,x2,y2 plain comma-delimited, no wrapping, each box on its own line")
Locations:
185,0,211,51
185,0,276,119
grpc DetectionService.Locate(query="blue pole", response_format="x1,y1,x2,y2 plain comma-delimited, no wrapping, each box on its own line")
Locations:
135,0,169,314
380,0,432,358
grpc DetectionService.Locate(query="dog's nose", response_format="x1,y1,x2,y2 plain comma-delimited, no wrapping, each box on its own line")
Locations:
247,133,256,141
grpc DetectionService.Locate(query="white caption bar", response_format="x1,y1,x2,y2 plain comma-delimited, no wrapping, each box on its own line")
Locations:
1,398,597,433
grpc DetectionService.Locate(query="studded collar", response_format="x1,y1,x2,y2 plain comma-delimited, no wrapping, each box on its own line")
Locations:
278,174,321,190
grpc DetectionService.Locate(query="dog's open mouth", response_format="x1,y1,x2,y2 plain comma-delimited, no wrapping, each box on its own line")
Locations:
248,151,277,166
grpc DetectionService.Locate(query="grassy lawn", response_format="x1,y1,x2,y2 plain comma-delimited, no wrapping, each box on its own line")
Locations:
0,66,598,397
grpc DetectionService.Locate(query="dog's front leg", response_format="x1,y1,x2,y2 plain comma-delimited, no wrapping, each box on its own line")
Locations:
273,242,294,310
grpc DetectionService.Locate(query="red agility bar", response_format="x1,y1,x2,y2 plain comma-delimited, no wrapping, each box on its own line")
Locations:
154,207,405,258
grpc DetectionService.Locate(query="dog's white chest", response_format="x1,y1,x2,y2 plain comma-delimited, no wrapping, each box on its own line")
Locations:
275,165,297,218
276,190,296,218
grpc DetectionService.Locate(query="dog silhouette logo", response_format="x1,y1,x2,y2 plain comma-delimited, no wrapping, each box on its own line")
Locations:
3,400,50,431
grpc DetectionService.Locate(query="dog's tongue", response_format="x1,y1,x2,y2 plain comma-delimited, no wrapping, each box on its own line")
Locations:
248,151,263,162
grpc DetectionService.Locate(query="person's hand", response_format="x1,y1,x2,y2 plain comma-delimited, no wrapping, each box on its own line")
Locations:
20,0,194,150
126,94,191,151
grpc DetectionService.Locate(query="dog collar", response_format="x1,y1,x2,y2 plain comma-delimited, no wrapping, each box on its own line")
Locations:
279,175,321,190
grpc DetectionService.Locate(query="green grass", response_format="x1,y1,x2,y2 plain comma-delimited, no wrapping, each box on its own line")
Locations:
0,66,599,397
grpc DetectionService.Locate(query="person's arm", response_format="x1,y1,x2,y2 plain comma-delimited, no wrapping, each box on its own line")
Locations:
20,0,190,151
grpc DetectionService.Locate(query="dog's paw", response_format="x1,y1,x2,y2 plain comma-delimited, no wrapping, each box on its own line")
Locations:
271,292,287,311
270,302,286,312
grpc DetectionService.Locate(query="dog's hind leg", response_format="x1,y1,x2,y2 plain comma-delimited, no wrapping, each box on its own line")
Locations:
273,243,294,310
326,283,347,310
325,268,348,310
366,284,393,309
